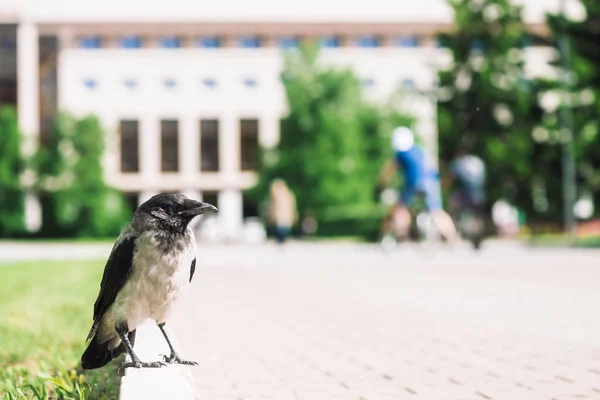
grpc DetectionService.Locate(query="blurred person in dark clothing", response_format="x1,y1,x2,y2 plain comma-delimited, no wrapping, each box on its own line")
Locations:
447,145,486,218
446,145,487,248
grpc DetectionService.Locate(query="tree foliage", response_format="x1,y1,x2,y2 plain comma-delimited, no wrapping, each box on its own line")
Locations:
35,113,132,237
251,42,415,237
437,0,546,218
0,106,26,236
544,1,600,216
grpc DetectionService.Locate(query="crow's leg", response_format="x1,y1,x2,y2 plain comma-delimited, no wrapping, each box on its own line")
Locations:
116,321,165,371
158,322,198,366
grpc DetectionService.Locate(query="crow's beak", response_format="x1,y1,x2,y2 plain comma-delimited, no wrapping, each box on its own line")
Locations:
178,200,218,218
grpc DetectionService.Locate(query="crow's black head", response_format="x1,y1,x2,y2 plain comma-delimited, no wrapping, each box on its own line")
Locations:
135,193,217,233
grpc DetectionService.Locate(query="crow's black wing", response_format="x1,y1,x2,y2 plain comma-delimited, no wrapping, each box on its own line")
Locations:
189,258,196,283
87,235,137,340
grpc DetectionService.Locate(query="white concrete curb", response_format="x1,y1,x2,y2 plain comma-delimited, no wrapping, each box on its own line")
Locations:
119,320,195,400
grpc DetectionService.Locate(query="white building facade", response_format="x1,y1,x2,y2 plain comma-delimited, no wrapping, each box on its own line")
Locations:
0,0,583,239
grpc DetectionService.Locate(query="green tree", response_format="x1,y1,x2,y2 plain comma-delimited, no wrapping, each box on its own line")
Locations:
69,116,132,237
0,106,26,236
36,113,131,237
251,42,414,238
543,1,600,217
36,112,76,236
437,0,545,218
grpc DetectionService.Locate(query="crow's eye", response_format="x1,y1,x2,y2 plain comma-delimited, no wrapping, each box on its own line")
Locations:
166,204,177,214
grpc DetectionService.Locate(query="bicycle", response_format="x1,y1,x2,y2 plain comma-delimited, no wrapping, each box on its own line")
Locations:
378,188,440,252
450,193,486,250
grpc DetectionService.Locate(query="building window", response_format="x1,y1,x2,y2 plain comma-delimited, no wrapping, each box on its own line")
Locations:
0,79,17,106
0,37,16,49
401,78,416,90
158,36,181,48
161,120,179,172
242,191,260,218
201,78,217,89
83,78,98,90
238,36,261,48
163,78,177,89
242,78,258,89
362,77,375,88
119,36,142,48
202,191,219,211
78,36,102,49
120,120,139,172
321,35,341,48
396,36,420,47
124,78,138,90
123,192,140,214
200,119,220,172
356,35,380,48
40,117,53,148
240,119,259,171
278,36,299,49
197,36,221,48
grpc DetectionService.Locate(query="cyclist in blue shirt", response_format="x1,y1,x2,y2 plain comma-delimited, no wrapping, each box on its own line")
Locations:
377,127,456,242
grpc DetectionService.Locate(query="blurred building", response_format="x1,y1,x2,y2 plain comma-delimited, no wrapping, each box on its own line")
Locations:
0,0,583,239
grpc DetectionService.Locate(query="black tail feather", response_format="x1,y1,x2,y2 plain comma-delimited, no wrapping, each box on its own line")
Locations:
81,330,136,370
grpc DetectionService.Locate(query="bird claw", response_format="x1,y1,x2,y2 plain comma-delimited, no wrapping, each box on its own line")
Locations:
118,360,166,373
162,353,198,366
178,359,199,366
145,361,167,368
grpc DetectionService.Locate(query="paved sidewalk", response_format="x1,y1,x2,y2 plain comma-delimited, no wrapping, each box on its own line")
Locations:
170,243,600,400
0,241,113,262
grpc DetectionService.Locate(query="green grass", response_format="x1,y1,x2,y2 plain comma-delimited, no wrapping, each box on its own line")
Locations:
0,261,121,399
528,233,600,248
301,235,365,243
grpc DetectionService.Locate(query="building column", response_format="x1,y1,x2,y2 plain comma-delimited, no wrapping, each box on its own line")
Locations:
17,21,39,157
180,114,199,179
218,189,243,241
140,114,160,180
18,21,41,233
218,114,243,240
101,114,119,181
259,113,279,148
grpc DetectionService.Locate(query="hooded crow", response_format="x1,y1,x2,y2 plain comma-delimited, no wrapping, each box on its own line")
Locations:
81,193,217,370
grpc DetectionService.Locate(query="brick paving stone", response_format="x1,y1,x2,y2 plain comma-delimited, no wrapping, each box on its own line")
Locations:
170,243,600,399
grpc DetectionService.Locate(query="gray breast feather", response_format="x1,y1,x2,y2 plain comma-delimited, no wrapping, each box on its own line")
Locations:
111,229,197,328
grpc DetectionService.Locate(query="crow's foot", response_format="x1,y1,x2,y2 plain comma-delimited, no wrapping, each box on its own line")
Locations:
118,360,166,373
162,353,198,366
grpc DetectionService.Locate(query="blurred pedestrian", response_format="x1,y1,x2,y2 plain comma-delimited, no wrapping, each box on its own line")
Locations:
448,145,486,215
377,126,457,243
268,179,297,244
447,145,487,248
492,199,519,238
301,210,318,237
